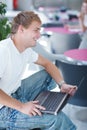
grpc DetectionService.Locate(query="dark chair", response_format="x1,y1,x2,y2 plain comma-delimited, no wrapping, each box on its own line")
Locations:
42,22,64,28
56,59,87,107
50,32,81,54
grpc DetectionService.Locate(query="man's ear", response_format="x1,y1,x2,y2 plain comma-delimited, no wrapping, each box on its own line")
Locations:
18,25,24,33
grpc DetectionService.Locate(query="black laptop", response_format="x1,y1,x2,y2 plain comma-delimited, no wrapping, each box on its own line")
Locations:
34,91,70,115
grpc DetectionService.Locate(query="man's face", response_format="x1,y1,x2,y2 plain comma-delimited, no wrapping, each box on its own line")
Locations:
22,21,41,48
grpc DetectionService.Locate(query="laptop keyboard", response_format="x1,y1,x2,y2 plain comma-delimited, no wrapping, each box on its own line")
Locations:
34,91,70,114
41,92,67,111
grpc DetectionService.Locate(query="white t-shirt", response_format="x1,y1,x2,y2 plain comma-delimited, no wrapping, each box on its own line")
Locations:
0,38,38,108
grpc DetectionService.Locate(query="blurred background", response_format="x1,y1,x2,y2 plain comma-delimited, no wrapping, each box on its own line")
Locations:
0,1,87,130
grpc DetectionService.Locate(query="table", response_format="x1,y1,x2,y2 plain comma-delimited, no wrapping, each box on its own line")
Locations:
64,49,87,61
44,27,80,34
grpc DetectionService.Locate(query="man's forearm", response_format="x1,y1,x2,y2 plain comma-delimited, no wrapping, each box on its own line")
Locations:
0,89,23,111
35,55,64,85
44,61,64,84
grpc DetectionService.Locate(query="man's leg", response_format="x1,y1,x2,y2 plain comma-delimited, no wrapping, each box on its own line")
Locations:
3,109,76,130
0,69,56,129
13,69,56,102
0,106,76,130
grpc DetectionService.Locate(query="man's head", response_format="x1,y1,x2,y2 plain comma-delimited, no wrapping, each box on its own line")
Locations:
11,11,42,51
11,11,42,34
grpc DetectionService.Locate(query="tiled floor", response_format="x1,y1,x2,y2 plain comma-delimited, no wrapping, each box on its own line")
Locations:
63,104,87,130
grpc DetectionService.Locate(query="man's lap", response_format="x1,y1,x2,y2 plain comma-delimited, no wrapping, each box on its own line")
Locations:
0,106,76,130
0,70,76,129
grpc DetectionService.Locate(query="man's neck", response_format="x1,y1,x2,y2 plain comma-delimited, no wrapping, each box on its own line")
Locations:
11,35,25,53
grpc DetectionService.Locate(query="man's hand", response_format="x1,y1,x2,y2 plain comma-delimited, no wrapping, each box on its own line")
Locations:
20,100,45,117
60,83,77,96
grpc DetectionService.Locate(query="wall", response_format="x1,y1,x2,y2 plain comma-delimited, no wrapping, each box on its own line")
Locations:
17,0,83,11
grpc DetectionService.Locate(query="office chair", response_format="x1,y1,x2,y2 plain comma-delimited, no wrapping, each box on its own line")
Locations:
50,32,81,54
56,60,87,107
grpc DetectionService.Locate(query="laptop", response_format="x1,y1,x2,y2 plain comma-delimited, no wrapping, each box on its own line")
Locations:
34,91,70,115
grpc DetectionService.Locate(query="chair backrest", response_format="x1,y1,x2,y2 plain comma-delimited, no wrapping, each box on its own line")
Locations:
64,49,87,61
56,60,87,107
50,32,81,54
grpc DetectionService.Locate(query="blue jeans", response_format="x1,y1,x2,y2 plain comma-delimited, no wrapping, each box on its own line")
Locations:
0,70,76,130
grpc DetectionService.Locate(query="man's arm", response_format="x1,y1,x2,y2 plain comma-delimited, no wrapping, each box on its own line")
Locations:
35,54,77,95
35,54,63,84
0,89,45,116
0,89,23,110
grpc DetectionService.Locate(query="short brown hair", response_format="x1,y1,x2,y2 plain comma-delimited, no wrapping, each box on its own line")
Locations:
11,11,41,34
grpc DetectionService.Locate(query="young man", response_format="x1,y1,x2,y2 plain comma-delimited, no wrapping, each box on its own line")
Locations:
79,0,87,48
0,11,77,130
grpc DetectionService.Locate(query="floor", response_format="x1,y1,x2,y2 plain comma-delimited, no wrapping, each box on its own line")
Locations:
63,104,87,130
